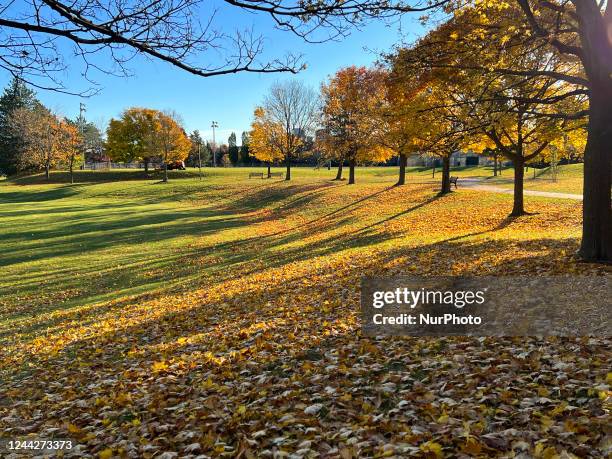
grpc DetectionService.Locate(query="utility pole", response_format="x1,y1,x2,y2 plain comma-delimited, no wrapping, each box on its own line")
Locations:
79,103,86,170
197,140,202,181
211,121,218,167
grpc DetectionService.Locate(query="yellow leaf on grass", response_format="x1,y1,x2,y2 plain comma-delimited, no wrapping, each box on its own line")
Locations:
420,440,443,458
463,437,482,455
99,448,113,459
67,423,81,434
151,360,169,372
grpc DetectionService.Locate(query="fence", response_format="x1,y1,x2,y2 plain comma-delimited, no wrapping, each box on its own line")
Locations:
83,162,155,170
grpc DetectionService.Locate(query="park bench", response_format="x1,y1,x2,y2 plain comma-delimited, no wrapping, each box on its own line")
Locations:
269,172,284,179
249,172,264,179
450,176,459,189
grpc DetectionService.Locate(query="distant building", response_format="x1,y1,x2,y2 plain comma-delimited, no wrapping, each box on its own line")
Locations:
406,151,510,167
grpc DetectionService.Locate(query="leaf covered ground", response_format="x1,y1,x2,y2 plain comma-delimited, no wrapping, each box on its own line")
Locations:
0,168,610,458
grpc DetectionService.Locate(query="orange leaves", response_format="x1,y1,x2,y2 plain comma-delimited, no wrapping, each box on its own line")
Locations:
106,108,190,164
320,66,388,163
249,106,285,164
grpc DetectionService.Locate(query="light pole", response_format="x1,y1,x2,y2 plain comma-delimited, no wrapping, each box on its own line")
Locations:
211,121,218,167
79,103,86,170
197,140,202,180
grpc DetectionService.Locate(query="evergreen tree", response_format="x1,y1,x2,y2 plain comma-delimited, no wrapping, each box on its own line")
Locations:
0,78,38,175
228,132,239,165
240,131,251,165
186,130,210,166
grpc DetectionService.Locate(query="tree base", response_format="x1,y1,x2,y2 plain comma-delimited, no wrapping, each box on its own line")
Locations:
577,248,612,264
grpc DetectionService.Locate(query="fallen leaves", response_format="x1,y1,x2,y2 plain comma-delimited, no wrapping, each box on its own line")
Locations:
0,179,610,457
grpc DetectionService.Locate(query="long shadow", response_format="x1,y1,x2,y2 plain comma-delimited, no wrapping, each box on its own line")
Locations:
0,186,80,203
357,194,442,233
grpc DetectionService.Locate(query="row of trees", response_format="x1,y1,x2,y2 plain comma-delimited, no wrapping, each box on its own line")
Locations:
248,3,589,220
0,78,261,180
106,110,258,173
0,78,101,183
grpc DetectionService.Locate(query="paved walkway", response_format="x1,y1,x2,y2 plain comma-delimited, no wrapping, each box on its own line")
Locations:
458,178,583,200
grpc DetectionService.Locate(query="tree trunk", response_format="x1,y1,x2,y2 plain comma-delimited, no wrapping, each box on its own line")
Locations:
572,1,612,261
511,157,525,216
579,88,612,262
348,158,356,184
493,156,498,176
440,155,451,194
432,164,436,177
267,163,271,178
397,153,407,186
69,157,74,184
335,160,343,180
285,154,291,180
45,162,50,180
163,163,168,183
144,157,149,175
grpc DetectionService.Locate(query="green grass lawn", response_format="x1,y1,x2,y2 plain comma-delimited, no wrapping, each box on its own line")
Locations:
11,162,582,192
0,164,588,325
1,167,609,457
481,163,584,194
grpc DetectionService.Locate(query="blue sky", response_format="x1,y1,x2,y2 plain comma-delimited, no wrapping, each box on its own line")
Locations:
1,6,426,145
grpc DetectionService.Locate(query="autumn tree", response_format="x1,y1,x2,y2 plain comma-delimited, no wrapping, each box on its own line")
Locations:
156,111,191,182
9,104,68,179
375,70,433,186
321,66,393,184
262,81,319,180
58,119,82,184
250,106,285,177
395,6,588,211
107,108,156,174
399,0,609,261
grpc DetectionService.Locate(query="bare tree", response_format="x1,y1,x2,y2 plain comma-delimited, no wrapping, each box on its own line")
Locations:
263,80,319,180
0,0,439,94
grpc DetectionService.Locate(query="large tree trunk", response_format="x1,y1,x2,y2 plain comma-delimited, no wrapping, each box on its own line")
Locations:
267,163,271,178
45,161,50,180
348,157,356,184
493,155,498,176
285,154,291,180
163,163,168,182
397,153,407,186
570,0,612,261
511,157,525,217
579,88,612,261
440,155,451,194
144,157,149,175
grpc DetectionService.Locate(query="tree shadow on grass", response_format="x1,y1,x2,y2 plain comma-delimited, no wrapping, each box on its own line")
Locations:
0,185,81,203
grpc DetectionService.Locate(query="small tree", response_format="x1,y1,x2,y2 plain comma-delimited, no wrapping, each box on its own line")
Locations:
58,120,82,184
250,106,285,177
157,112,191,182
